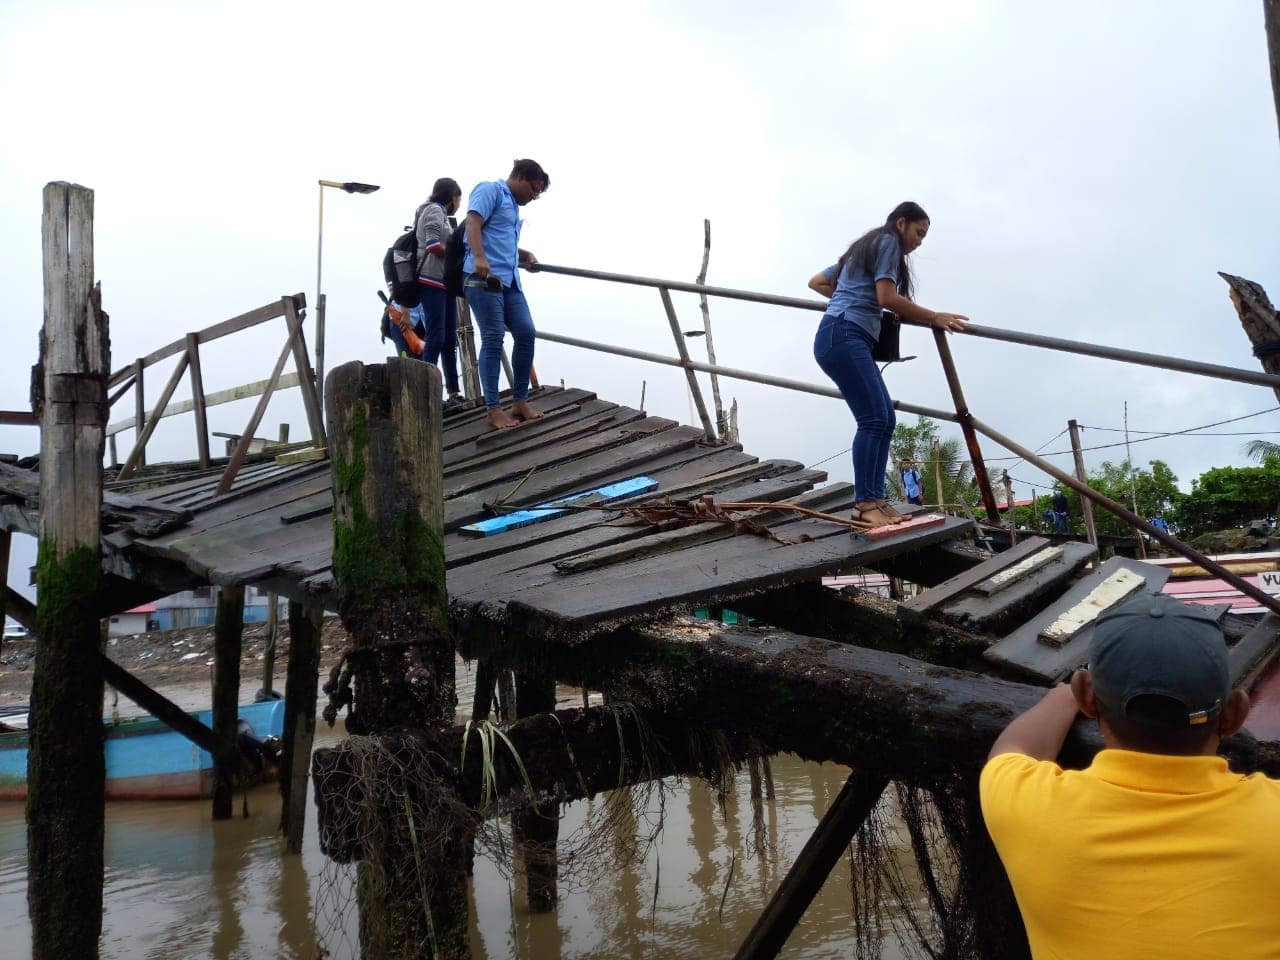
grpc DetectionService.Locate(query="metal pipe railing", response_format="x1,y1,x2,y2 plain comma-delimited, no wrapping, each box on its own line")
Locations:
534,330,960,424
532,263,1280,391
970,415,1280,618
532,262,1280,614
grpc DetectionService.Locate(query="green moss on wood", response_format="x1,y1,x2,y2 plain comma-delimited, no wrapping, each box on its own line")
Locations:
35,543,101,638
332,402,447,621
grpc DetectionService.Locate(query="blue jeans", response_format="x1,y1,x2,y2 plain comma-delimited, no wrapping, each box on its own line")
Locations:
412,285,460,394
814,315,895,503
463,277,535,408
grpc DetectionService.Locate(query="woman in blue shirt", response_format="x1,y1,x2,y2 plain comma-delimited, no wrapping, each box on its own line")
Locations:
808,202,968,528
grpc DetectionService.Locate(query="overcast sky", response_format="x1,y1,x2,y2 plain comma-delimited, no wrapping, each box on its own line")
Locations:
2,0,1279,597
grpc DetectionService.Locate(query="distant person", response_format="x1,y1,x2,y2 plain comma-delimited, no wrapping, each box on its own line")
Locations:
1051,488,1070,534
411,177,465,409
463,158,549,430
900,459,924,506
980,593,1280,958
808,202,968,528
1150,512,1170,534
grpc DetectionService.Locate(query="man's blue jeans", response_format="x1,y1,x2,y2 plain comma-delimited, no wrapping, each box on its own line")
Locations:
814,314,895,503
463,277,535,408
410,285,460,394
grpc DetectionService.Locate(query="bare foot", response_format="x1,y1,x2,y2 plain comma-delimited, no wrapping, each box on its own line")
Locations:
486,408,521,430
509,400,545,422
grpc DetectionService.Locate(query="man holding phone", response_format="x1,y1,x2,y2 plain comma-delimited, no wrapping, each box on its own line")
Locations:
463,158,550,430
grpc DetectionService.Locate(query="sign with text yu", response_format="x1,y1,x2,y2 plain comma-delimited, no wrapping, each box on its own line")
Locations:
1259,571,1280,596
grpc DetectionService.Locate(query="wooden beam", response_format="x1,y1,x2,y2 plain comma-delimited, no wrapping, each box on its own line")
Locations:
283,295,326,448
513,669,559,912
280,602,321,853
4,586,37,631
116,349,190,479
1230,613,1280,692
105,372,303,437
0,411,37,426
212,585,245,820
185,333,210,468
133,358,146,468
902,537,1053,617
215,321,297,495
100,655,237,765
734,771,889,960
106,296,299,389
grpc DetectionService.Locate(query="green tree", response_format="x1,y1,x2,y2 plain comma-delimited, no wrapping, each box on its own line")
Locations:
1051,459,1181,538
1169,460,1280,540
887,416,975,513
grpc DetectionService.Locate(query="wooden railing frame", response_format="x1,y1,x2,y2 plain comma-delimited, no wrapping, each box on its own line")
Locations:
110,293,324,489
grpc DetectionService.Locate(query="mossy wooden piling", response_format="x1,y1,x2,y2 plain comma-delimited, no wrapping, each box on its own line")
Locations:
323,357,467,958
28,181,109,960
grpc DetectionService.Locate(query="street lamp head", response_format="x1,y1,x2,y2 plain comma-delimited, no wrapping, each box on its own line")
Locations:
318,179,381,194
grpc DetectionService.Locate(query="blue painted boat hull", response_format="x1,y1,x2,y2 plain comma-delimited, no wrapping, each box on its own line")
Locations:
0,700,286,801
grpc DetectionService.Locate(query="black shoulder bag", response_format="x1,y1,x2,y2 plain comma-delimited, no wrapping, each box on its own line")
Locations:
872,310,902,363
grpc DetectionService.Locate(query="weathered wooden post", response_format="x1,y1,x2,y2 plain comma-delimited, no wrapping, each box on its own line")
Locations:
513,670,558,912
212,584,245,820
29,181,110,960
280,600,322,853
324,357,464,957
1067,419,1098,549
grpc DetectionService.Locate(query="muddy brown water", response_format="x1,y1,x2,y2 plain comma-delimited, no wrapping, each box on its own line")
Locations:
0,668,922,959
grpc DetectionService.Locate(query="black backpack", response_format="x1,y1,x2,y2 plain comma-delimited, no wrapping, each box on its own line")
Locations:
442,220,467,297
382,222,421,309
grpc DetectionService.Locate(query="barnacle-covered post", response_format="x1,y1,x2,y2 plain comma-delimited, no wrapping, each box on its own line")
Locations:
322,357,466,958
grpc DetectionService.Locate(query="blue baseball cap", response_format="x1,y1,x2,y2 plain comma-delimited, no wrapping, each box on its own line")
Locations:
1088,593,1230,728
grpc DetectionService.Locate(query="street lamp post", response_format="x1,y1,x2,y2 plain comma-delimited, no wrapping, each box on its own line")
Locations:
316,179,380,413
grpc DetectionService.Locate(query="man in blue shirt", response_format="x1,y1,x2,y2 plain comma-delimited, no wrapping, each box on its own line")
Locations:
900,458,924,506
463,158,550,429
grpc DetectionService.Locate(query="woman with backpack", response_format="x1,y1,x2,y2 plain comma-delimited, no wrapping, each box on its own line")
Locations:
807,201,968,529
412,177,465,408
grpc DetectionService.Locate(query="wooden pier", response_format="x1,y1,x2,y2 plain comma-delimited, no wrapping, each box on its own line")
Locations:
7,182,1280,960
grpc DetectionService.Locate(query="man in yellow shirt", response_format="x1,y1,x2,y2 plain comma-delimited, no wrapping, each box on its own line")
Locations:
980,593,1280,959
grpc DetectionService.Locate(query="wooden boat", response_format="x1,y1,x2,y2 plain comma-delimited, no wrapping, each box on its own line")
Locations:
0,699,285,801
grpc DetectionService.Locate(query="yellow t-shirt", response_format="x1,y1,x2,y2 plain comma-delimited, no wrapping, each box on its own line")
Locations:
980,749,1280,960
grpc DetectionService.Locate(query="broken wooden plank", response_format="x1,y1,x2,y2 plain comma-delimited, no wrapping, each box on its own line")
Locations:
902,536,1055,618
935,540,1098,635
443,415,678,500
1037,567,1145,648
553,480,841,573
973,545,1064,596
1230,613,1280,691
483,510,972,637
443,453,787,568
275,446,327,465
449,471,830,595
983,556,1170,682
443,425,708,532
458,476,660,538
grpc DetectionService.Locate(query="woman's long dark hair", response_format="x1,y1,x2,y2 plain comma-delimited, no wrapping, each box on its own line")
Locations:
430,177,461,204
834,201,928,298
